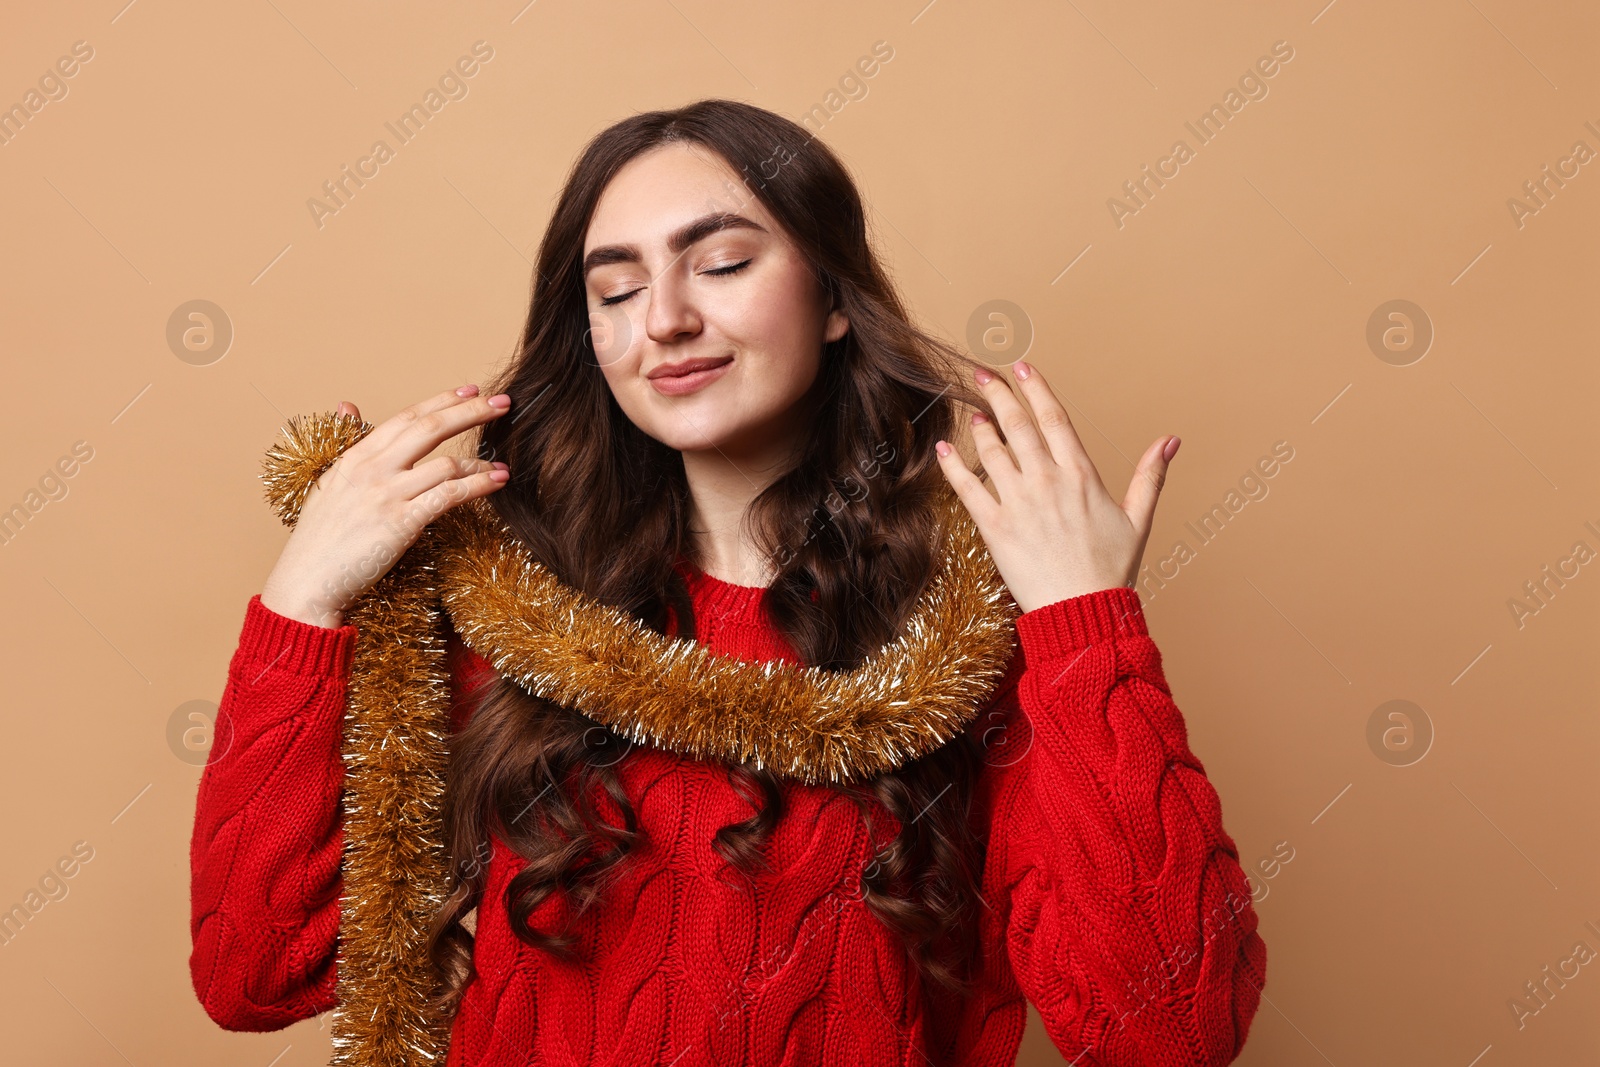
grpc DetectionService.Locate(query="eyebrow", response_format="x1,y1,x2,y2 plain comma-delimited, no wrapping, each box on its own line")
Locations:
582,211,768,276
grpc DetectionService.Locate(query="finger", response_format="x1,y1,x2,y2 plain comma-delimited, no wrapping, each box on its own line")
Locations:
933,438,999,521
1010,362,1092,473
394,454,506,500
382,391,512,470
357,384,489,455
1122,435,1177,537
409,467,512,526
975,367,1053,471
336,400,361,420
968,411,1020,492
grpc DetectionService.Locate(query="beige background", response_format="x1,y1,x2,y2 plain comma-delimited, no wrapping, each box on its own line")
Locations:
1,0,1595,1063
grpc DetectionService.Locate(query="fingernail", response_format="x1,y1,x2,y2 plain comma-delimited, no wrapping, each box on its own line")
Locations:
1163,436,1181,461
974,367,995,385
1013,361,1031,380
489,469,510,482
972,411,988,425
935,441,951,457
456,384,479,397
491,461,509,470
486,394,511,409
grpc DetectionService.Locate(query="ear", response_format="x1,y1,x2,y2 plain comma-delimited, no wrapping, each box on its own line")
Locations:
824,307,850,343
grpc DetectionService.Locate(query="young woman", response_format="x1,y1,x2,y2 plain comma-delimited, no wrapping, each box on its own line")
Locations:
189,99,1266,1065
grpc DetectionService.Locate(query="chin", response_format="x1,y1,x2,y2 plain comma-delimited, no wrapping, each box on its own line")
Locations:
650,417,749,454
640,399,775,455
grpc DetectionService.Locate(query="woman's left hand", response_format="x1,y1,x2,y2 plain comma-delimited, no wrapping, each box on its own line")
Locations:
934,361,1180,615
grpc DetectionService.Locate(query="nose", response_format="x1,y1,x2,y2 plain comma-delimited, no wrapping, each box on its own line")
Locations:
644,268,702,346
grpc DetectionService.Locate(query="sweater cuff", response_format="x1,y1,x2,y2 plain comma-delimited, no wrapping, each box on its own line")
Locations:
1014,586,1148,661
234,593,357,680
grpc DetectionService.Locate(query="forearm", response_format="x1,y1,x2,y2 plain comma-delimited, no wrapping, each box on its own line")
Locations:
188,595,350,1030
993,587,1267,1064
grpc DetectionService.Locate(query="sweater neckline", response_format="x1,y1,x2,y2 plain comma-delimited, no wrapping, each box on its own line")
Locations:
675,555,770,626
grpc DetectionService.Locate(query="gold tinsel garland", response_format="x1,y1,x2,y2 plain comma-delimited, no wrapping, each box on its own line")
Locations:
258,410,1019,1065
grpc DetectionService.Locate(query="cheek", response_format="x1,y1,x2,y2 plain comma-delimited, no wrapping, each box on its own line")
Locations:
780,347,822,394
742,292,824,370
587,307,637,368
596,360,641,413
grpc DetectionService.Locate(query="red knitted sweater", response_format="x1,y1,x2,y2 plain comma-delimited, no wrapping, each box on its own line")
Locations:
189,565,1266,1065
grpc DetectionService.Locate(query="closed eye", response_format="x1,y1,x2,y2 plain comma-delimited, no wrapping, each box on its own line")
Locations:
598,259,752,307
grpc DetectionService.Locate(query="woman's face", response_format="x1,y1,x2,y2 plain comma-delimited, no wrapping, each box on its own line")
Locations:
582,142,849,462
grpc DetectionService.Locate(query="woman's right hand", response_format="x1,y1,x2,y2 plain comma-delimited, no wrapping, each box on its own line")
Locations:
259,384,513,629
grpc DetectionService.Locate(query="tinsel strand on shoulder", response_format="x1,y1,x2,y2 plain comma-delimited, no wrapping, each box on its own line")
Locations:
259,409,1020,788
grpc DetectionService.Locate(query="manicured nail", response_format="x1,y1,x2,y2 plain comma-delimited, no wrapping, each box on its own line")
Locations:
1162,436,1181,461
491,461,509,470
974,367,995,385
486,394,511,409
972,411,989,425
489,469,510,482
456,384,479,397
935,441,951,457
1013,361,1031,380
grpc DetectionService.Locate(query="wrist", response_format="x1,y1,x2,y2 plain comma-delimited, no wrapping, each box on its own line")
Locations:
1009,577,1129,615
260,581,346,630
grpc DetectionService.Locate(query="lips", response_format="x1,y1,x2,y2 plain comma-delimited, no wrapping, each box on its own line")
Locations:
647,355,735,380
647,355,734,397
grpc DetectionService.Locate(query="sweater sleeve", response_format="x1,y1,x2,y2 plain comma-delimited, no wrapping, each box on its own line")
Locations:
188,594,355,1031
977,586,1267,1065
188,595,499,1032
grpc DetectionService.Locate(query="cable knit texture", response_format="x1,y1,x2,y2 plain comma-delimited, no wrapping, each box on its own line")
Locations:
189,568,1266,1065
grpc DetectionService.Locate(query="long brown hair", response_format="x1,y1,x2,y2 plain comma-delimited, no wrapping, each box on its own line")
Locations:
424,99,1002,1019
